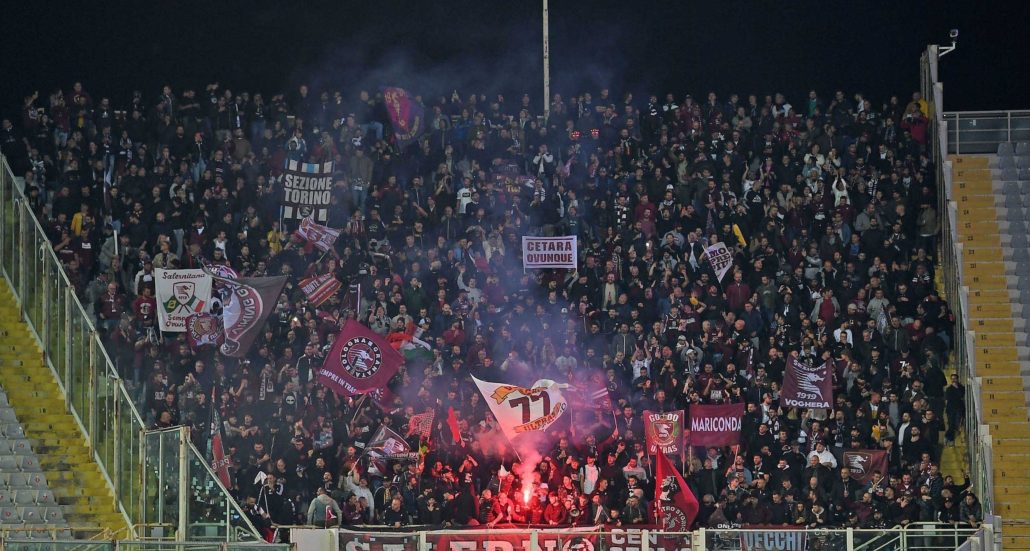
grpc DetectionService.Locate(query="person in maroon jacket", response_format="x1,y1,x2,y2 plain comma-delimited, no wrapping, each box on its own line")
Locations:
543,492,568,526
96,282,127,332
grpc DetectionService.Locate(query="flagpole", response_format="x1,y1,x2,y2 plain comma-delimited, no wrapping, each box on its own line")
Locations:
349,394,369,425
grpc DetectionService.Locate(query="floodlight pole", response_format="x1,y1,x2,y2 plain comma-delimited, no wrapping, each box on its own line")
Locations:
543,0,550,121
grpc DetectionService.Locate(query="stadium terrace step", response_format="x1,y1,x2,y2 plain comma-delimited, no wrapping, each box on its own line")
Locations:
981,376,1028,391
954,153,1030,530
0,286,129,538
954,155,991,169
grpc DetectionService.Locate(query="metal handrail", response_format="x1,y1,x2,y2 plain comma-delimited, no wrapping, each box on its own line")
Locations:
0,153,137,534
944,109,1030,154
929,57,994,513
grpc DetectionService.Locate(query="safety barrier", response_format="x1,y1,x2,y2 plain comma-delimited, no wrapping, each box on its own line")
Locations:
0,153,260,542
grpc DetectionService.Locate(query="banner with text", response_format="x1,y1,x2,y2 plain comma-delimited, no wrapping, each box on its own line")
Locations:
282,160,334,222
688,403,743,447
644,410,685,455
704,241,734,283
781,357,833,409
337,527,691,551
522,236,578,269
155,269,212,332
472,376,569,444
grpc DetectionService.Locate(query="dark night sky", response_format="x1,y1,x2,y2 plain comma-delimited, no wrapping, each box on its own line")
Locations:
1,0,1027,118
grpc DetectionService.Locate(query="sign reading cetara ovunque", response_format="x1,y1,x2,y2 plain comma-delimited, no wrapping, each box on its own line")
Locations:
522,235,577,269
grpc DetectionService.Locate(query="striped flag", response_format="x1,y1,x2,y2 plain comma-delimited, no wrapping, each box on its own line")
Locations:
300,273,342,307
295,215,341,254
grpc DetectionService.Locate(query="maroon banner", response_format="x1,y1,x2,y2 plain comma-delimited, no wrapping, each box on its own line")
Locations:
688,403,743,446
644,410,684,455
300,273,342,307
217,275,288,358
781,357,833,409
318,320,403,397
337,527,691,551
382,87,425,147
186,313,224,349
842,449,889,483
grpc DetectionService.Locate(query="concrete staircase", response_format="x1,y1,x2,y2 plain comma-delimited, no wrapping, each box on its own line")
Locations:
0,284,130,538
950,153,1030,549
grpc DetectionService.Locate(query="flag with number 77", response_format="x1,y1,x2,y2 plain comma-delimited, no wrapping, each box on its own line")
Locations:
471,375,570,444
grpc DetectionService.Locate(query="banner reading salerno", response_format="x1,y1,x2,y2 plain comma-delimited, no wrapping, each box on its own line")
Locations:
155,269,212,332
522,235,577,269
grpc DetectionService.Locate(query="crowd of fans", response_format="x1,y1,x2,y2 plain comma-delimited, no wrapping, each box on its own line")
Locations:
0,80,981,534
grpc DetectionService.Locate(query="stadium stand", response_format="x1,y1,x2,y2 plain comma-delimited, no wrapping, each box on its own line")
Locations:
0,76,990,546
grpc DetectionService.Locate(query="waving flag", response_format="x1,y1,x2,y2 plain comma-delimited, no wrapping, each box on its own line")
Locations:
704,241,734,283
364,425,415,476
300,273,342,307
213,275,288,358
472,376,569,444
654,447,699,530
781,356,833,409
186,313,224,349
319,320,403,397
842,449,889,484
295,215,340,254
407,411,435,439
382,87,425,147
207,388,232,488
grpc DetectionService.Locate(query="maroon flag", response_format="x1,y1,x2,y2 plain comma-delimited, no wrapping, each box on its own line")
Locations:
186,313,224,349
688,403,743,447
369,386,398,411
295,215,340,254
842,449,889,484
644,410,685,455
207,388,232,489
407,411,435,439
216,275,288,358
382,87,425,147
654,447,699,530
781,356,833,409
446,407,462,444
318,320,403,397
300,273,342,307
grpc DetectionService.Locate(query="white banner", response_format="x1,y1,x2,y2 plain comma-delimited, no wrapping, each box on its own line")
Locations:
521,235,577,269
156,269,213,332
704,241,734,282
471,376,569,443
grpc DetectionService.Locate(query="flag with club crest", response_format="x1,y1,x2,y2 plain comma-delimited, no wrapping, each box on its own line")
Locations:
295,215,340,254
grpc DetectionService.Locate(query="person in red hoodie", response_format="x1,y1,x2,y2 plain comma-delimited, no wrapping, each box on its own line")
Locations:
543,492,568,526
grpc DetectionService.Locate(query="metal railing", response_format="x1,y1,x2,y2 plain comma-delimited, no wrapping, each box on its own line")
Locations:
944,110,1030,154
922,53,992,510
140,427,263,542
0,153,259,542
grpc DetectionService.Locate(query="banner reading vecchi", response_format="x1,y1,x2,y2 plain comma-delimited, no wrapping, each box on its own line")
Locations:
688,403,743,446
522,235,577,269
282,160,334,222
